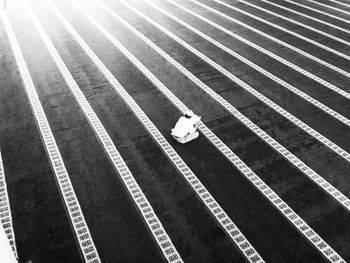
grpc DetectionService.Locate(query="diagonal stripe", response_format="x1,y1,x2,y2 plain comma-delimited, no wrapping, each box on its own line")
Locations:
303,0,350,16
49,1,265,262
242,0,350,38
256,0,350,35
217,0,350,49
137,0,350,163
0,150,17,260
73,0,346,261
161,0,350,103
1,8,100,263
327,0,350,8
125,0,350,183
212,0,350,63
98,0,350,213
280,0,350,26
24,2,183,262
186,0,350,126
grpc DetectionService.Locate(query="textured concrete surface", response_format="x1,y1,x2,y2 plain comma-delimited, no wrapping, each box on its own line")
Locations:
1,0,350,262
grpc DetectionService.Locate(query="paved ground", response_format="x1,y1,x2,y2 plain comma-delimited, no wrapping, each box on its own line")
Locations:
1,0,350,262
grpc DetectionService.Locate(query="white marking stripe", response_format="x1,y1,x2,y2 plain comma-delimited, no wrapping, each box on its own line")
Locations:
233,0,350,47
281,0,350,26
1,9,100,263
137,0,350,200
255,0,350,36
213,0,350,69
304,0,350,16
162,0,350,105
97,0,350,213
327,0,350,8
78,1,345,261
139,0,350,163
0,150,17,259
55,1,264,262
188,0,350,127
27,2,182,262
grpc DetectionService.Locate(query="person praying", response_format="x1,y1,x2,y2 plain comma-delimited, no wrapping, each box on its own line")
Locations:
171,110,201,144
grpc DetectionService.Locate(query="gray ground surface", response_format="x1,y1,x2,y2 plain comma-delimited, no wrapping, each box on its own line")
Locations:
1,0,350,262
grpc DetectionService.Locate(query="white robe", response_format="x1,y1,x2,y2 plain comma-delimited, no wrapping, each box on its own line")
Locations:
171,115,201,138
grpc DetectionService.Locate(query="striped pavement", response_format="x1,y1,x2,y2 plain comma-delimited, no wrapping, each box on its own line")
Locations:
255,0,350,35
281,0,350,25
236,0,350,43
0,0,349,261
129,0,350,166
50,1,264,261
24,2,183,261
117,0,350,209
0,150,17,259
303,0,350,16
70,0,347,261
1,9,101,263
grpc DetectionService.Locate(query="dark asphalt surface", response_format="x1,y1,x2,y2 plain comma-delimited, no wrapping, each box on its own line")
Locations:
1,0,350,262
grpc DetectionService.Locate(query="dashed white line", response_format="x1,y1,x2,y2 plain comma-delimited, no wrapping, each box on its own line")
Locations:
130,0,350,165
52,1,265,261
281,0,350,26
161,0,350,104
98,0,350,213
1,9,100,263
26,2,183,262
75,0,346,261
0,150,17,259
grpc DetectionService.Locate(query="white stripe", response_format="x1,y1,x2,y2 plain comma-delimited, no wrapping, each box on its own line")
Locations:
135,0,350,164
327,0,350,8
304,0,350,16
162,0,350,103
1,8,100,263
221,0,350,48
0,150,17,259
75,0,346,261
281,0,350,26
225,0,350,48
53,1,265,262
100,0,350,213
188,0,350,125
26,2,183,262
256,0,350,36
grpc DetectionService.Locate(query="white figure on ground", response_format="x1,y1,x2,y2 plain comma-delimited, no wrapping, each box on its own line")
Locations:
171,110,201,144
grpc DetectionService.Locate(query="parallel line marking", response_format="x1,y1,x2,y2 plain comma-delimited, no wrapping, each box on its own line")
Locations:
216,0,350,59
280,0,350,26
81,0,345,261
255,0,350,36
55,1,264,262
303,0,350,16
1,9,100,263
188,0,350,126
98,0,350,213
27,2,182,262
327,0,350,8
139,0,350,162
0,150,17,259
134,0,350,173
163,0,350,105
220,0,350,48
